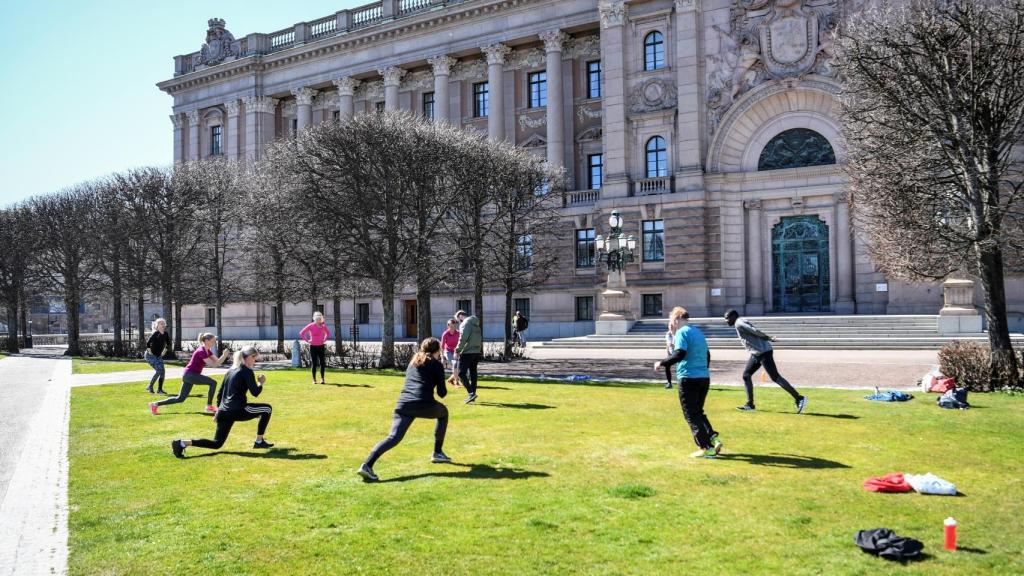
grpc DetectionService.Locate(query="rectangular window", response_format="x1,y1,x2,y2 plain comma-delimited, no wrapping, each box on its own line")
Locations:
291,118,298,135
205,307,215,327
575,296,594,321
643,219,665,262
587,60,601,98
357,303,370,325
473,82,489,118
456,299,472,315
516,234,533,270
314,304,325,315
587,154,603,190
210,126,222,156
513,298,531,319
270,305,279,326
575,228,596,268
642,294,663,318
332,110,340,122
528,71,547,108
375,101,385,113
422,92,435,120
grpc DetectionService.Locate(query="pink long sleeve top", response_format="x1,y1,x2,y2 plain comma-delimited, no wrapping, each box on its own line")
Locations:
300,322,331,346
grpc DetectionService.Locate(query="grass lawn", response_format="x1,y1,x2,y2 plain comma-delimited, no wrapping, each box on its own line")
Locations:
71,357,185,374
69,369,1023,575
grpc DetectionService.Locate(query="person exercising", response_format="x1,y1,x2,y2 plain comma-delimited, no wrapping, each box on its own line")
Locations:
724,309,807,414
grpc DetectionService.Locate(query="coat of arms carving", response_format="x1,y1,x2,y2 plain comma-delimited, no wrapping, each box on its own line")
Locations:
197,18,237,67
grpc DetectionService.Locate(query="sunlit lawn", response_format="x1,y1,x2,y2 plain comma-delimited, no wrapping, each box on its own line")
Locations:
71,357,185,374
69,368,1024,575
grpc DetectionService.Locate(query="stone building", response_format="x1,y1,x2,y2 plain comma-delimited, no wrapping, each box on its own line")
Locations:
158,0,1023,341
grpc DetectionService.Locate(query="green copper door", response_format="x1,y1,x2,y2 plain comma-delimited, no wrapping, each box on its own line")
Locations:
772,216,830,313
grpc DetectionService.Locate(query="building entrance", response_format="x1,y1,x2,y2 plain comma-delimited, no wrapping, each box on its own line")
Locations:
772,216,830,313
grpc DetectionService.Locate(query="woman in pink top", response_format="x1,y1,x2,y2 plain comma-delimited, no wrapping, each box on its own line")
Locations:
440,318,461,376
150,333,230,415
300,311,331,385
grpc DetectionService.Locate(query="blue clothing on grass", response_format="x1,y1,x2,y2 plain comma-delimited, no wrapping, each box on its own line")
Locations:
673,324,710,379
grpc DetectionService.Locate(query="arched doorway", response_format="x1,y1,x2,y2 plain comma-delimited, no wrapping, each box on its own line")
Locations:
772,216,830,313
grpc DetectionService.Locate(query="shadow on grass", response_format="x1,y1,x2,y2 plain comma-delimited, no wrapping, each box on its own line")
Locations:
761,411,860,420
716,453,850,469
379,462,550,483
478,402,555,410
321,383,373,388
477,385,512,390
956,546,986,554
189,447,327,460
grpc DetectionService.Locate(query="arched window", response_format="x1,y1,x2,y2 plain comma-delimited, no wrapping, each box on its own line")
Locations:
644,31,665,71
757,128,836,171
645,136,668,178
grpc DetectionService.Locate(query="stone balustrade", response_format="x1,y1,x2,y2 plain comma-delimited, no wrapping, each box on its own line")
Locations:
634,176,673,196
569,190,600,206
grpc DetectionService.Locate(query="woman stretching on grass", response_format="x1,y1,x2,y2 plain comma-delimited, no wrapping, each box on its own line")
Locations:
150,333,229,415
300,311,330,385
358,337,451,482
171,346,274,458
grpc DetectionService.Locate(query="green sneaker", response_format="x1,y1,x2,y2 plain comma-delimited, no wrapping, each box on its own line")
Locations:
689,447,717,459
710,434,723,455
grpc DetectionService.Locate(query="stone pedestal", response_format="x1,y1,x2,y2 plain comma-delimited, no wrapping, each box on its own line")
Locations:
595,270,636,335
938,278,982,334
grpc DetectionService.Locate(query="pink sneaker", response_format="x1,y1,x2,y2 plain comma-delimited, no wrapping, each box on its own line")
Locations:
149,402,158,415
205,405,218,414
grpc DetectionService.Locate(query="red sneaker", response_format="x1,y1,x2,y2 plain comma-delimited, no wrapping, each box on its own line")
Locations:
149,402,158,415
205,405,218,414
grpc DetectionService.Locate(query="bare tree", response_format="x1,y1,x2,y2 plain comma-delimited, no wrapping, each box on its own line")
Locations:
28,185,99,356
839,0,1024,388
88,178,133,356
0,205,34,353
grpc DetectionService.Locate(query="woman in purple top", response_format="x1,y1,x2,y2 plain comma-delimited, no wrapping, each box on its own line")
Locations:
300,311,331,385
149,333,230,415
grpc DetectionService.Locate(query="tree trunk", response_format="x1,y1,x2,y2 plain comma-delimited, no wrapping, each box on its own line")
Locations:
474,264,484,328
332,294,343,354
276,296,286,354
504,286,514,357
65,288,81,357
975,243,1019,390
416,283,432,341
216,297,224,349
161,269,173,348
174,300,183,352
112,291,123,357
4,294,18,353
19,286,29,348
380,283,395,368
137,289,146,350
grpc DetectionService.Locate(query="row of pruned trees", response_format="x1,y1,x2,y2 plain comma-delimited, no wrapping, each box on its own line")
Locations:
0,111,564,365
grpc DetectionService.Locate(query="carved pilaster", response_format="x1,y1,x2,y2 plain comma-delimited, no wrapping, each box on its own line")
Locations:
599,1,627,29
186,109,201,126
674,0,697,12
170,114,183,128
224,99,241,117
242,96,278,114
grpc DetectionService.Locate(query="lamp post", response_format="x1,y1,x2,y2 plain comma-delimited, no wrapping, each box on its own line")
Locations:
594,210,638,335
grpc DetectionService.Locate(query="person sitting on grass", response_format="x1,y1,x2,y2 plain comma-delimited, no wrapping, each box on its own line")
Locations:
358,337,451,482
150,333,229,415
171,346,274,458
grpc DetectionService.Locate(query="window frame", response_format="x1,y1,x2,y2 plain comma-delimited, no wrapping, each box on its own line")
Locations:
473,82,490,118
587,153,603,190
270,305,279,327
642,219,665,262
575,228,596,268
205,307,216,327
575,296,594,321
513,298,531,320
210,125,222,156
422,91,435,120
528,70,548,108
586,60,601,99
456,299,472,315
356,303,370,325
645,136,668,178
516,234,533,270
644,31,666,71
642,294,664,318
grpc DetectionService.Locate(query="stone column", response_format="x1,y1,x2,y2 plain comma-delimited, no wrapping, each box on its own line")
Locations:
428,55,456,123
186,109,201,161
242,96,278,161
835,197,856,313
481,43,511,141
540,30,567,169
598,1,629,197
379,66,407,111
334,77,361,121
225,100,241,159
170,113,184,164
744,200,765,315
674,0,703,191
292,87,317,130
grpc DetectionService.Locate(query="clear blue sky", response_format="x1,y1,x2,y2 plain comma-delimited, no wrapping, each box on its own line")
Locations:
0,0,366,207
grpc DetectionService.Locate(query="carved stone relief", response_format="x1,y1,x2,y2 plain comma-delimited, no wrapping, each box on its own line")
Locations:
197,18,236,66
518,115,547,130
451,58,487,81
576,105,603,122
629,77,678,114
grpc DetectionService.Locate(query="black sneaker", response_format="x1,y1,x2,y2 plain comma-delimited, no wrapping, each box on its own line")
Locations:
357,463,379,482
171,439,185,459
664,383,673,389
147,386,154,394
736,404,756,411
464,393,477,404
253,439,275,449
431,452,452,463
796,396,807,414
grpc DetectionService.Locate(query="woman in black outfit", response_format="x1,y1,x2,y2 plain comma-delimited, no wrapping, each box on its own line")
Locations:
358,337,450,482
144,318,171,394
171,346,275,458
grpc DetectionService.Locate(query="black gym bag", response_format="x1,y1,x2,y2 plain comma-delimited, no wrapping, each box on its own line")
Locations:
855,528,925,561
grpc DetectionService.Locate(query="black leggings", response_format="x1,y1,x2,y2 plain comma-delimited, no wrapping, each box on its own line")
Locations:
664,365,673,386
742,350,800,407
156,372,217,407
365,403,449,467
678,378,717,450
310,345,326,381
458,353,480,394
190,403,273,449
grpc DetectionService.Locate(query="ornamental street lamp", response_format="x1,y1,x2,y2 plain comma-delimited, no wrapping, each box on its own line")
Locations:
595,210,637,273
594,210,637,335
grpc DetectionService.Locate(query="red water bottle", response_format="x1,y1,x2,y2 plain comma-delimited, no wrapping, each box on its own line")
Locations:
944,517,957,551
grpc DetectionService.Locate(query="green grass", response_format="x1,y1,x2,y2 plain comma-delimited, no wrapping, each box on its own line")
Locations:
71,357,185,374
69,370,1024,575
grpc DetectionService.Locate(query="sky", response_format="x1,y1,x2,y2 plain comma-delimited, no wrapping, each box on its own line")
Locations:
0,0,368,206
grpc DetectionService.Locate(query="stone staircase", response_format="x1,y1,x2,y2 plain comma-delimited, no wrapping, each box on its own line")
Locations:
536,315,1024,350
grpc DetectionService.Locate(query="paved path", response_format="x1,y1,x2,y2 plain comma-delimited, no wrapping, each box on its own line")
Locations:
0,350,70,576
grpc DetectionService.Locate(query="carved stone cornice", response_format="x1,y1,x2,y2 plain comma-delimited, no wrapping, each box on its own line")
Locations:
378,66,408,87
242,95,278,114
744,199,762,210
186,109,202,126
599,1,627,29
427,54,457,77
539,30,568,54
224,99,241,117
291,87,318,106
481,43,512,66
170,114,183,128
333,77,361,96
